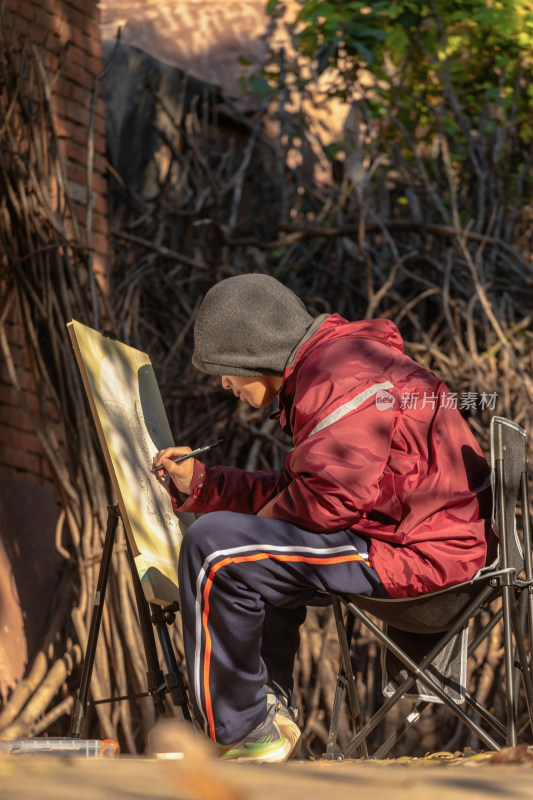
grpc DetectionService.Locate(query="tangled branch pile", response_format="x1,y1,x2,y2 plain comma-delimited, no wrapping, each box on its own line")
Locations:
1,26,532,757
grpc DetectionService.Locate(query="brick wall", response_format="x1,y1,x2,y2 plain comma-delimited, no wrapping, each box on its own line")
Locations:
1,0,109,486
0,1,110,693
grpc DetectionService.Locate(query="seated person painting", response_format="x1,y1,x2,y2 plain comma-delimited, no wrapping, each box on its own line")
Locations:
152,273,493,763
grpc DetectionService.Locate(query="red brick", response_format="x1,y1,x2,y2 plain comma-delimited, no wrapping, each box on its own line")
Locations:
71,81,93,107
63,62,94,91
71,202,108,236
91,193,109,216
23,393,41,416
91,172,108,195
69,170,107,196
14,15,31,36
53,118,69,138
67,6,100,42
23,428,48,456
93,254,109,282
6,368,36,393
0,442,54,483
70,123,89,146
93,154,108,177
46,401,62,425
0,405,11,428
92,114,106,137
72,200,87,225
2,405,35,434
63,138,87,166
0,345,22,373
92,212,109,235
0,445,42,476
68,162,89,187
49,10,69,38
0,426,14,448
0,425,45,457
18,1,36,22
63,5,89,33
0,385,23,410
93,132,107,154
42,49,60,71
41,0,60,14
52,94,68,118
32,28,49,47
91,232,110,256
70,48,104,77
0,361,31,389
14,348,34,373
66,101,91,126
4,322,26,349
54,76,91,106
34,5,55,32
69,26,103,59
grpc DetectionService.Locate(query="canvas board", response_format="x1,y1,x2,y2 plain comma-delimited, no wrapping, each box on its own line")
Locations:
68,319,193,605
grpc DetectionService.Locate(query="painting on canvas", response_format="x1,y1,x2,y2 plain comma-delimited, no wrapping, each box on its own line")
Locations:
68,319,193,605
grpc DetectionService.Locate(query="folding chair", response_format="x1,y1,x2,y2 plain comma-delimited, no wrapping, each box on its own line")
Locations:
324,415,533,760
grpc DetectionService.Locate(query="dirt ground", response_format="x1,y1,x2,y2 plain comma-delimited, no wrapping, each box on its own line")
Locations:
2,745,533,800
2,755,533,800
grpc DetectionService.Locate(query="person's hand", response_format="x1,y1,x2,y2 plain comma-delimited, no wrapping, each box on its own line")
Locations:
152,447,194,495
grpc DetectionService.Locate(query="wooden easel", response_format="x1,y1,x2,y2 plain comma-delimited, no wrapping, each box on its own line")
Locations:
66,320,192,738
70,505,190,738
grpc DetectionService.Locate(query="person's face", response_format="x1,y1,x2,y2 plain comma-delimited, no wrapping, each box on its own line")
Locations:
221,375,282,408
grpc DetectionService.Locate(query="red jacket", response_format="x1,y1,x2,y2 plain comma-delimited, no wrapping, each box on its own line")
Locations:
174,315,493,597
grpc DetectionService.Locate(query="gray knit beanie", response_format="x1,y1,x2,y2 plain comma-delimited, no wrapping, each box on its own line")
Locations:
192,274,315,376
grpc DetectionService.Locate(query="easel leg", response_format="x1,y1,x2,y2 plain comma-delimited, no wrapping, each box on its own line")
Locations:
151,603,191,721
125,536,168,715
70,504,120,738
70,504,190,738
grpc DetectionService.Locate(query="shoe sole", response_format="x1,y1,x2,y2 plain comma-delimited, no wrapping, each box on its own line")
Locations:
220,717,300,764
221,734,294,764
275,712,301,760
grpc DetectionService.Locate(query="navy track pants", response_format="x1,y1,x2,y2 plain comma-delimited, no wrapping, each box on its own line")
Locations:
177,510,387,744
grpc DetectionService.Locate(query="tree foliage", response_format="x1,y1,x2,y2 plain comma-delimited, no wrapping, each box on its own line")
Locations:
268,1,533,165
262,0,533,254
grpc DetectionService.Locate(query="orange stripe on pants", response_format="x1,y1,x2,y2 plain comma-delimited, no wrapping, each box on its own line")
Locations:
201,551,371,740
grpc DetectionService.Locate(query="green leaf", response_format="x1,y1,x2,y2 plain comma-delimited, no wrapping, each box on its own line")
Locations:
345,24,387,42
266,0,281,14
353,40,375,64
249,73,271,97
316,42,336,75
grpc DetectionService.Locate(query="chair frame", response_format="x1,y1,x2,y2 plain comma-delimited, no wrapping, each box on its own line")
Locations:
324,416,533,760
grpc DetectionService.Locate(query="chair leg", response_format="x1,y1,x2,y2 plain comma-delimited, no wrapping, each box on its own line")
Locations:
502,584,518,745
325,603,352,759
510,592,533,736
373,700,429,759
468,607,503,653
463,690,507,739
519,472,533,736
325,599,368,759
513,595,528,708
520,473,533,648
338,596,501,758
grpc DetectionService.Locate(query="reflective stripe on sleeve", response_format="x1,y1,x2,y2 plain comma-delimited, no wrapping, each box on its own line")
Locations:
308,380,394,438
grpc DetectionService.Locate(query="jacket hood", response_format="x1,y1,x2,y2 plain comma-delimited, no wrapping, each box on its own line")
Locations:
285,314,404,375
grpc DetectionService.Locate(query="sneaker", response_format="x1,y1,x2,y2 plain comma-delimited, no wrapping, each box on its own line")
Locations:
219,705,299,763
266,688,301,760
